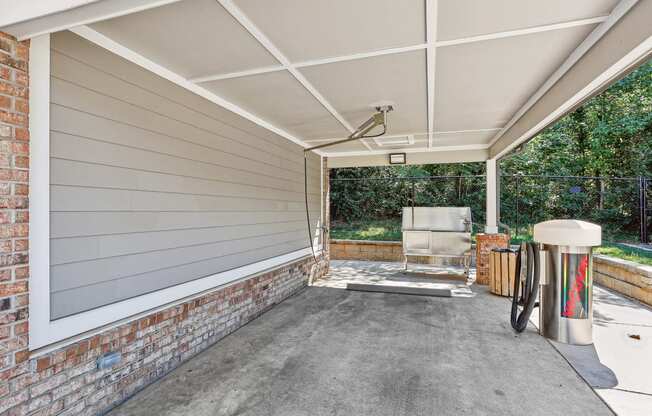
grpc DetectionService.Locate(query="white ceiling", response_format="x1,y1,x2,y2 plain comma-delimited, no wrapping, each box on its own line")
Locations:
88,0,621,156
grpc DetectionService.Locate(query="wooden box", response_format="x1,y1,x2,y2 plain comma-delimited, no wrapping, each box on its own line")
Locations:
489,249,517,297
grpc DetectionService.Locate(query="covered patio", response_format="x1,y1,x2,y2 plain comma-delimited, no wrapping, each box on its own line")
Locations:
0,1,651,416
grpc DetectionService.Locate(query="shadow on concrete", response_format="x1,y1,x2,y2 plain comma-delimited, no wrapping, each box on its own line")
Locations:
551,342,618,388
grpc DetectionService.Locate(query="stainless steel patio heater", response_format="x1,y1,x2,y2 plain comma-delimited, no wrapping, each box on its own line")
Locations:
511,220,601,345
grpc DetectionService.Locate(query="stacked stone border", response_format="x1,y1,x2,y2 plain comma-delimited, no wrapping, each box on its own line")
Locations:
594,254,652,307
329,239,475,267
330,239,404,262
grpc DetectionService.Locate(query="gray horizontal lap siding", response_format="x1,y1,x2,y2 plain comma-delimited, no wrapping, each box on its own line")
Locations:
49,32,321,319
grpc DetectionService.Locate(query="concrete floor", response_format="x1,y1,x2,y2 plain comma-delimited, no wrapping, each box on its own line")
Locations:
592,286,652,415
107,262,612,416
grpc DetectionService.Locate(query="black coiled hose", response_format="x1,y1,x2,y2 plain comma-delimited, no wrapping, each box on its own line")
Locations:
511,242,540,333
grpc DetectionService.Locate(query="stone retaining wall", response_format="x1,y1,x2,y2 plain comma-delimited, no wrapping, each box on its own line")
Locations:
330,239,403,262
594,255,652,306
330,239,473,266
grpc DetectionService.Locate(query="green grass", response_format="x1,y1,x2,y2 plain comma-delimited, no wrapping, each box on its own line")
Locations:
511,232,652,265
594,244,652,266
330,219,402,241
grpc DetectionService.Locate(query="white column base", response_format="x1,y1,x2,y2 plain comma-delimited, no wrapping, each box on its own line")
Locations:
485,225,499,234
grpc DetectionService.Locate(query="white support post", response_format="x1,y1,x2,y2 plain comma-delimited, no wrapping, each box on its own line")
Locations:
485,158,499,234
29,34,51,350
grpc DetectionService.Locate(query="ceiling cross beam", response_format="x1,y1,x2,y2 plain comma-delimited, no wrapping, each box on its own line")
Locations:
216,0,373,150
189,14,608,83
69,24,312,150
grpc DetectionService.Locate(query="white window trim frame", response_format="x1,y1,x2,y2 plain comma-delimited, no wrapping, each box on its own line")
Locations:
28,34,320,351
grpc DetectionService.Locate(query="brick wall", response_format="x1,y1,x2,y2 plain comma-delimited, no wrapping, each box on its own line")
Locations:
0,257,323,416
475,233,509,285
0,31,31,403
0,30,330,416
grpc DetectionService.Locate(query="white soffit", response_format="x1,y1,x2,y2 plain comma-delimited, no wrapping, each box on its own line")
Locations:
434,24,598,132
233,0,425,62
200,70,349,140
437,0,619,41
0,0,100,27
89,0,279,79
300,50,428,137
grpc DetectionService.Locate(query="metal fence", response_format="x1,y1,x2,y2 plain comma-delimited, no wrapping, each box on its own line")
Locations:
330,175,650,244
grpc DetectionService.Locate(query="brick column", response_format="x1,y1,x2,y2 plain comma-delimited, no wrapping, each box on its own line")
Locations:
0,31,30,383
475,233,509,285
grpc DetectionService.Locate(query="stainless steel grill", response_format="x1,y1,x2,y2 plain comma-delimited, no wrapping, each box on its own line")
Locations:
402,207,473,275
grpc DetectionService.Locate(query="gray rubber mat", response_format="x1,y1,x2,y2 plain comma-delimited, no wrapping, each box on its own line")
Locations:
346,282,452,297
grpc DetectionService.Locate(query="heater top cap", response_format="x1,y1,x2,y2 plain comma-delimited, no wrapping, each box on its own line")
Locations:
533,219,601,247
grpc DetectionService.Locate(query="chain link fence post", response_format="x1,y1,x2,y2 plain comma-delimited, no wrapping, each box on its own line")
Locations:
641,176,648,244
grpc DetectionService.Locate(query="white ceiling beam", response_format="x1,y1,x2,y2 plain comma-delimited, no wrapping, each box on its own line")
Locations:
426,0,437,149
488,0,639,148
435,127,501,135
189,43,428,83
328,148,489,168
69,25,312,150
190,65,286,84
304,127,501,143
322,143,489,158
294,43,429,69
216,0,374,150
435,16,608,49
1,0,183,40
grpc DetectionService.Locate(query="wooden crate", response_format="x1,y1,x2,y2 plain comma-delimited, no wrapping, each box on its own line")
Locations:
489,249,517,297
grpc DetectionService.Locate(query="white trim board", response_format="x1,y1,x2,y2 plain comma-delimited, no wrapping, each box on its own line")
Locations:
323,143,489,158
4,0,184,41
28,33,52,352
31,246,314,351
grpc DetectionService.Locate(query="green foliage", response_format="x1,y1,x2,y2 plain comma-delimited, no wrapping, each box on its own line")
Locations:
595,244,652,266
501,60,651,178
330,219,402,241
330,59,652,245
